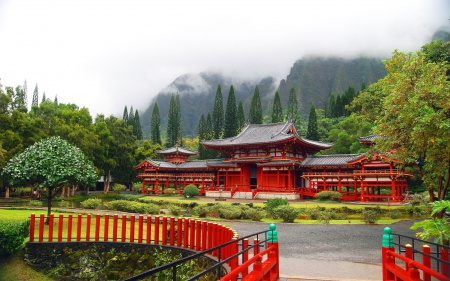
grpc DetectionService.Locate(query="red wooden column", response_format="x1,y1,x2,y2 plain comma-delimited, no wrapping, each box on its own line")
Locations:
141,181,145,194
29,214,35,242
381,227,395,281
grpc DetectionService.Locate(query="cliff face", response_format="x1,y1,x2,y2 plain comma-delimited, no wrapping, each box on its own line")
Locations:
277,56,387,116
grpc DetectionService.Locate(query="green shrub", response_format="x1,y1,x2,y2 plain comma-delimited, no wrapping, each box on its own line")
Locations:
164,188,177,196
58,200,71,208
112,183,127,193
183,184,199,198
273,205,301,223
244,208,266,221
132,183,142,193
103,200,159,214
265,198,289,218
317,211,333,224
193,205,210,218
80,198,102,209
386,210,402,219
28,200,43,207
306,206,325,220
168,204,182,216
210,204,242,220
314,191,342,201
117,194,144,201
409,193,427,206
0,219,29,256
360,210,380,223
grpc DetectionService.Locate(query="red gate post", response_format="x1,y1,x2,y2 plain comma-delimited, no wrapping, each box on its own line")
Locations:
183,219,189,248
112,214,118,242
189,219,195,250
138,215,144,243
195,221,201,251
130,215,135,242
86,214,91,242
29,214,35,242
95,214,100,241
242,239,249,278
67,215,73,242
267,223,279,280
201,221,207,251
121,215,126,242
154,216,159,244
58,214,64,242
177,218,183,247
104,214,109,242
422,245,431,281
170,217,175,246
381,227,395,281
48,214,54,242
39,214,44,242
146,216,152,244
76,214,82,242
405,244,413,272
162,217,167,245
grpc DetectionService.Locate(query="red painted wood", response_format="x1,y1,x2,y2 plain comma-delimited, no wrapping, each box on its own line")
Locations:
146,215,152,244
201,221,207,251
154,216,159,244
76,214,82,242
104,214,109,242
169,217,175,246
195,221,201,251
67,215,73,242
38,214,44,242
422,245,431,281
86,214,91,242
162,217,167,245
58,214,64,242
113,215,118,242
121,215,126,242
95,215,100,241
189,219,195,250
138,215,144,243
242,239,249,278
441,248,449,278
183,218,189,247
48,214,54,242
130,216,135,242
29,214,35,242
177,218,183,247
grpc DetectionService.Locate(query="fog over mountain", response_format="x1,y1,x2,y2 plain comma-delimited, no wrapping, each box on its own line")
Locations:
0,0,449,118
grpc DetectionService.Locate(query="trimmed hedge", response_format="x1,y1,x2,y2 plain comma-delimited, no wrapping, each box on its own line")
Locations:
103,200,159,214
314,191,342,201
183,184,199,198
80,198,102,209
0,218,29,256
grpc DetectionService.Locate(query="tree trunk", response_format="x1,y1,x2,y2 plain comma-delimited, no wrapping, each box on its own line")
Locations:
5,187,9,198
103,171,111,194
46,187,53,224
71,185,76,196
60,186,66,197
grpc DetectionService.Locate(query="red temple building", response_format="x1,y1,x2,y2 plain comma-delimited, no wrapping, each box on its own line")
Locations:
135,121,412,202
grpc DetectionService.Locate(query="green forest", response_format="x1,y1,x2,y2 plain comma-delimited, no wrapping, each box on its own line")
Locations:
1,41,449,201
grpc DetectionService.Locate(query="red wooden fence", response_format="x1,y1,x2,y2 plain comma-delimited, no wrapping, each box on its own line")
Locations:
29,213,279,281
382,227,450,281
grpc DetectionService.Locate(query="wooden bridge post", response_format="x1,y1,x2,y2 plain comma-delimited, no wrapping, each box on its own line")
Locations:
381,227,395,281
441,247,449,278
267,223,279,280
422,245,431,281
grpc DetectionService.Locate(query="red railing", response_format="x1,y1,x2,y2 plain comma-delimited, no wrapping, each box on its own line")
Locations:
28,214,279,281
382,227,450,281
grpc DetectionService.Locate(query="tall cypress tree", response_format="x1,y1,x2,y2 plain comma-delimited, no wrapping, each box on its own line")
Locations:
272,91,283,123
134,109,143,140
23,80,28,110
249,85,263,124
32,83,39,108
166,94,181,147
223,85,237,138
123,106,129,124
236,100,246,132
212,84,224,139
150,102,161,145
329,94,336,118
197,114,206,159
42,92,46,103
286,87,300,128
335,94,343,117
205,112,216,158
306,105,319,140
128,105,135,128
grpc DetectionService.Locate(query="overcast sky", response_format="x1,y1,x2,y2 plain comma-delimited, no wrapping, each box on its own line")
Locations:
0,0,448,117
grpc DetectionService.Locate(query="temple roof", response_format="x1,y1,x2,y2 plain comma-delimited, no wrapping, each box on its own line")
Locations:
156,146,198,156
201,121,332,150
300,154,364,167
135,159,209,170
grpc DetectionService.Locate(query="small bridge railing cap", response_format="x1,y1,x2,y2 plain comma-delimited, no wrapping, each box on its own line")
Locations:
382,227,394,248
268,223,278,243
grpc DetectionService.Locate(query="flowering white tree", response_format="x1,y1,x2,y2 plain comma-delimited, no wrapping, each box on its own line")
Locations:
2,136,98,217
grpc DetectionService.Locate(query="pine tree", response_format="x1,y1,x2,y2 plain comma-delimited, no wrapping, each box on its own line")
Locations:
223,85,237,138
197,114,206,159
206,112,212,140
212,84,224,139
166,94,182,147
323,100,329,118
236,100,246,132
249,85,263,124
134,109,143,140
128,105,135,128
32,83,39,107
306,105,319,140
150,102,161,145
335,94,343,117
329,94,336,118
272,91,283,123
42,92,46,103
123,106,129,124
286,87,300,128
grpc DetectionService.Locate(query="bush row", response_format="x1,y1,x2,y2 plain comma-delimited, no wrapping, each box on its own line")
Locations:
0,218,29,256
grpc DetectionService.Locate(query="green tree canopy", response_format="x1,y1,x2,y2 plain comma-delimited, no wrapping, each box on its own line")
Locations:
286,87,300,128
249,85,263,124
223,85,237,138
2,136,97,216
236,100,246,132
351,42,450,201
306,105,319,140
272,91,283,123
212,84,224,138
150,102,161,145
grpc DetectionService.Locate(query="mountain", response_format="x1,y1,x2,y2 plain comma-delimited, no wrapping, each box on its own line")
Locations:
140,56,387,139
140,72,277,138
277,56,387,115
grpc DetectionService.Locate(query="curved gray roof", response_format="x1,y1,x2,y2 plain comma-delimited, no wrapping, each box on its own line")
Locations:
156,146,198,155
202,121,332,149
301,154,364,167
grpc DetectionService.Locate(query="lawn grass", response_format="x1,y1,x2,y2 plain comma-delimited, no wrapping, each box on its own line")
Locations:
0,249,53,281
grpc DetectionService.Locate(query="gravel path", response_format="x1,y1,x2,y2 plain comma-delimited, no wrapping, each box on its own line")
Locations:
227,220,421,281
